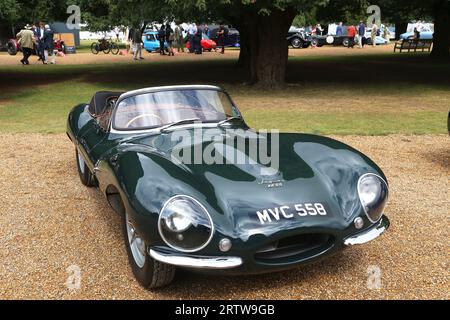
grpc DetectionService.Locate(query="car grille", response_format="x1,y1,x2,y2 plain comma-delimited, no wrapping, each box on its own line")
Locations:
254,233,334,263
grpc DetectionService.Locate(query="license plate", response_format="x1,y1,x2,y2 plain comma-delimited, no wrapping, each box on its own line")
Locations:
253,202,329,225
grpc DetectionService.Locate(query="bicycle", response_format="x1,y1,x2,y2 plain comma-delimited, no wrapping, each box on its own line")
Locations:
91,38,120,55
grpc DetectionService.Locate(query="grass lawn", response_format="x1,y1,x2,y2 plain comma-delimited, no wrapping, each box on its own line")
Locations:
0,51,449,134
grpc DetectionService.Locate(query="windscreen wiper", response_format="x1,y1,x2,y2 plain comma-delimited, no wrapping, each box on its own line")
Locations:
160,118,202,133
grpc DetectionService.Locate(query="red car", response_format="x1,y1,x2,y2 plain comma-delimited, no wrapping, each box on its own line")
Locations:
7,38,66,56
185,33,217,52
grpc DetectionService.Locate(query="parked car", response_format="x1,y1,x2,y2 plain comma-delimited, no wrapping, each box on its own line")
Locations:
7,38,66,56
67,85,391,289
287,27,311,48
399,31,433,40
208,26,240,47
185,33,217,51
448,111,450,136
143,30,167,53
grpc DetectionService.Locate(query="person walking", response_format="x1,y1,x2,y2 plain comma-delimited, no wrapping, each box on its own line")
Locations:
16,25,35,65
43,24,55,64
34,22,46,62
336,22,344,36
193,27,202,54
217,24,226,54
347,24,356,48
187,23,197,53
158,24,166,55
382,25,391,43
132,26,144,60
371,23,378,47
165,23,175,56
358,21,366,48
174,24,183,53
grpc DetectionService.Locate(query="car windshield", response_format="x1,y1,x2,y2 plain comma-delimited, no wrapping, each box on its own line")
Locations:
113,89,241,130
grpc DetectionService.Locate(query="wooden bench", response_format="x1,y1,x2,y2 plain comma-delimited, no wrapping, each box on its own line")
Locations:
394,38,433,53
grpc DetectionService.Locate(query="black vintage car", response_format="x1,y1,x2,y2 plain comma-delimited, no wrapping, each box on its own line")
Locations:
287,28,311,48
208,25,240,47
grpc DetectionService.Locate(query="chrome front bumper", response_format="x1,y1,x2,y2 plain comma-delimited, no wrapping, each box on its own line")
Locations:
344,215,390,246
149,249,243,269
150,216,389,269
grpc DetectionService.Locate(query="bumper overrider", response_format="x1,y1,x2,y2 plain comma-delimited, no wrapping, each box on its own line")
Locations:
149,215,390,272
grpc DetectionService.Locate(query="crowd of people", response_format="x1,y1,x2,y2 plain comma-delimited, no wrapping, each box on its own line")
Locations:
127,22,227,61
307,21,391,49
15,22,56,65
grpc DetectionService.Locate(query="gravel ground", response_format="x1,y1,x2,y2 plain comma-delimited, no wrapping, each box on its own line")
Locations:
0,44,395,66
0,133,448,300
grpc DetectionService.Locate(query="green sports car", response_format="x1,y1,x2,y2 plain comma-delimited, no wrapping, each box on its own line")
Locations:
67,85,390,289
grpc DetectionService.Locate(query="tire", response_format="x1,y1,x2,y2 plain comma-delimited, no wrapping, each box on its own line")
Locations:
110,43,119,55
7,41,17,56
291,37,303,49
123,212,176,289
311,38,319,47
91,43,99,54
103,46,111,54
75,148,97,187
342,38,350,47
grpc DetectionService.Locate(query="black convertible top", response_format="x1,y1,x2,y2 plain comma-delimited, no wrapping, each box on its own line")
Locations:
89,91,124,116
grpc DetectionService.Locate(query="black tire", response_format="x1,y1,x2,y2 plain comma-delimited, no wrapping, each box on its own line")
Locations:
91,43,99,54
75,148,96,187
123,212,176,289
342,38,350,47
110,43,119,55
7,41,17,56
103,45,111,54
291,37,303,49
311,38,319,47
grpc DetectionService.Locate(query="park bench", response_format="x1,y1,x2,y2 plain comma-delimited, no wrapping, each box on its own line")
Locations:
394,38,433,53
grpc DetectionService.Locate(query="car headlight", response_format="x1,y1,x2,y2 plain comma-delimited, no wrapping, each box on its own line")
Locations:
158,195,214,252
357,173,389,223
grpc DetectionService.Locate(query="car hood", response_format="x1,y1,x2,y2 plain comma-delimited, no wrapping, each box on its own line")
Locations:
122,127,384,239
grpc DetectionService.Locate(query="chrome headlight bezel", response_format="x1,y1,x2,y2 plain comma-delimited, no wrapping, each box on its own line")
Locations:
357,173,389,223
158,195,214,253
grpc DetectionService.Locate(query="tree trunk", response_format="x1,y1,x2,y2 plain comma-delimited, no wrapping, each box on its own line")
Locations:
245,8,296,89
394,22,408,40
236,25,250,68
431,0,450,59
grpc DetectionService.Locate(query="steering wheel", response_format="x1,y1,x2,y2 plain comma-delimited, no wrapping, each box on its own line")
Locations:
126,114,164,128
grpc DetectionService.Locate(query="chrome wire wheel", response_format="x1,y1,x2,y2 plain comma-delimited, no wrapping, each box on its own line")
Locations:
126,213,146,268
77,150,86,175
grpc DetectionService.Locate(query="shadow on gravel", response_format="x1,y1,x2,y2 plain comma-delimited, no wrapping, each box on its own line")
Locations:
420,146,450,171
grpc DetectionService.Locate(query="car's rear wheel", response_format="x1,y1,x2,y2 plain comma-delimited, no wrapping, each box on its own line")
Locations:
7,41,17,55
342,38,350,47
75,148,96,187
123,212,176,289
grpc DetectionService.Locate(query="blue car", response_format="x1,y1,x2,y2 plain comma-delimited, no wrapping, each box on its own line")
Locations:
143,30,168,53
400,31,433,40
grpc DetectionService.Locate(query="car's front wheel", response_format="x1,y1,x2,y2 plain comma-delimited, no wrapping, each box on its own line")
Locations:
123,212,176,289
75,148,96,187
291,37,303,49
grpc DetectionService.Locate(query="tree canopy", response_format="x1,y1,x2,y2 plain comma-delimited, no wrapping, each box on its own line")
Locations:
1,0,448,87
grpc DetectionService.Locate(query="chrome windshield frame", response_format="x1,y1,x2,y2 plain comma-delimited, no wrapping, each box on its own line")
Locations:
110,85,240,134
